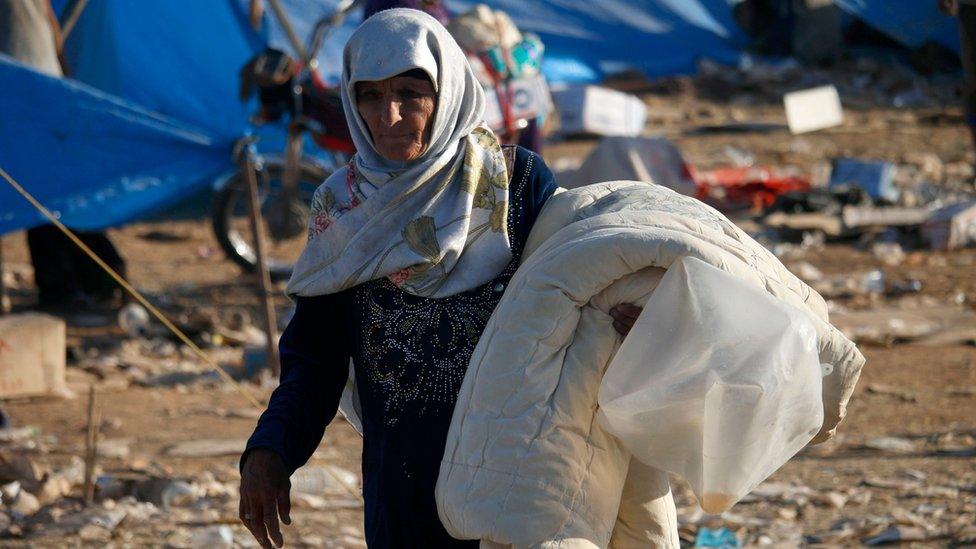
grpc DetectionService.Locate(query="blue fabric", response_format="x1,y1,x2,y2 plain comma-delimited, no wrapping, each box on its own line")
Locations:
829,158,899,203
453,0,747,83
62,0,264,139
0,55,229,233
244,148,557,547
305,0,747,84
834,0,961,53
0,0,336,234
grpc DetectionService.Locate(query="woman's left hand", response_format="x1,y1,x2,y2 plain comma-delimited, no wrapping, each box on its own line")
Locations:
610,304,643,337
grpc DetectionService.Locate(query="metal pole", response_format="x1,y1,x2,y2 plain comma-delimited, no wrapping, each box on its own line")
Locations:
239,141,281,378
0,237,8,315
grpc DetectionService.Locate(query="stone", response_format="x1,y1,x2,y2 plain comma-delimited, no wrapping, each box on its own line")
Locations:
190,525,234,548
165,439,246,458
863,436,918,454
97,439,132,460
871,242,905,266
864,525,927,545
8,490,40,517
78,524,111,541
817,491,847,509
0,453,45,487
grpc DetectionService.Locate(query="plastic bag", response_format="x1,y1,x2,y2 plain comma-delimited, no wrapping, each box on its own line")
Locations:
597,256,824,514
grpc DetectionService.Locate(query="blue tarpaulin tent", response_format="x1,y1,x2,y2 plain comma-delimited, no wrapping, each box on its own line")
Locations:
0,54,229,232
1,0,749,234
1,1,270,234
834,0,960,54
1,0,962,235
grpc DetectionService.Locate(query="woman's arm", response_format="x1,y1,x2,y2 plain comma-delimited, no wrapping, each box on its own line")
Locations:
243,293,351,472
240,294,350,548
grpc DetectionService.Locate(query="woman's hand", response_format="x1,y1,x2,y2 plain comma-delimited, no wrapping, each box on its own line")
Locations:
240,449,291,548
610,304,643,337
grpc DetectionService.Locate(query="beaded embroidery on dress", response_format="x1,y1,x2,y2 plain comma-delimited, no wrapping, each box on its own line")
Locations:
353,147,528,427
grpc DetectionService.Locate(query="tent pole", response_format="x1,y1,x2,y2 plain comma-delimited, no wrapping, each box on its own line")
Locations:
237,139,280,378
60,0,90,41
265,0,309,61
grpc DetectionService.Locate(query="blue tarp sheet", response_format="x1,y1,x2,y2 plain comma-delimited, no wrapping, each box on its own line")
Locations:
295,0,747,84
0,55,229,233
1,0,269,234
834,0,960,53
4,0,959,234
2,0,749,234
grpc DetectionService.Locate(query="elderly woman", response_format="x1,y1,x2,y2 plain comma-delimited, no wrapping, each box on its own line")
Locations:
239,9,639,548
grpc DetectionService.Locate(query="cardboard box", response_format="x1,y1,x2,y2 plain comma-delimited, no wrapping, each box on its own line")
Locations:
552,85,647,137
0,313,70,399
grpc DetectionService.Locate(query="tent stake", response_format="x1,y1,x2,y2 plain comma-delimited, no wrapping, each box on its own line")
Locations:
82,384,99,506
238,139,280,378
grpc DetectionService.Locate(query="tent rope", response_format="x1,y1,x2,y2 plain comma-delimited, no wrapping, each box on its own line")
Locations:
0,165,263,409
0,165,365,502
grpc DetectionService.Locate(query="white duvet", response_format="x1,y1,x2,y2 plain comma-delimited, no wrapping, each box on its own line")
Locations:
436,182,864,548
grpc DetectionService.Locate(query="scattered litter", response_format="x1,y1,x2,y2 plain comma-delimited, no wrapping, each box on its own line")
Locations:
118,303,151,338
922,200,976,250
291,465,360,497
190,525,234,548
871,242,905,266
7,488,40,517
165,439,246,458
96,438,132,460
863,477,922,491
863,436,918,454
695,527,741,548
783,85,843,134
864,525,928,546
866,384,917,403
829,158,898,203
832,305,976,345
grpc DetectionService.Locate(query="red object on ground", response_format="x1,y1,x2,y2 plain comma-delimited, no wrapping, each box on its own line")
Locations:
691,166,810,210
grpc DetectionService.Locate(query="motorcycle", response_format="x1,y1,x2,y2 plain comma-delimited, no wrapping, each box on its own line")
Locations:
211,1,359,280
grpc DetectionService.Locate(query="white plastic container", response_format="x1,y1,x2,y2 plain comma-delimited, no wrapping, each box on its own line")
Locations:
597,256,824,514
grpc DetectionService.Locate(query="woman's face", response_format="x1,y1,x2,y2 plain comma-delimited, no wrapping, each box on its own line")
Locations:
356,75,437,162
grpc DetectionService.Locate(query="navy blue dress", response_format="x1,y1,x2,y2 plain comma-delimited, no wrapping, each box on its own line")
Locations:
245,146,557,548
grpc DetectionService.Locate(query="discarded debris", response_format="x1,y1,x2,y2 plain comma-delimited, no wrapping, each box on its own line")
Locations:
190,525,234,548
695,526,741,548
864,525,928,546
832,305,976,345
165,439,247,458
863,436,918,454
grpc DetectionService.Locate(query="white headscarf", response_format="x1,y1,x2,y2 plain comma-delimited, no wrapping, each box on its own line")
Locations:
286,8,511,298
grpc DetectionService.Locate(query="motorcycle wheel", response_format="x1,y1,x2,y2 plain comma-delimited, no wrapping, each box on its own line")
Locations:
212,160,332,281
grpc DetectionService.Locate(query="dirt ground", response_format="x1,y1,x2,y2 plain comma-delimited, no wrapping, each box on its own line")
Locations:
1,70,975,547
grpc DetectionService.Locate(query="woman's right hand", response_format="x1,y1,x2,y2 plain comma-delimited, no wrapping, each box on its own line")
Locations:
240,449,291,548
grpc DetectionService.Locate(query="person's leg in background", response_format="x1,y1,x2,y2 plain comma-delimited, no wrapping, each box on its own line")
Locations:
27,225,126,309
73,231,126,304
26,224,87,309
959,2,976,182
